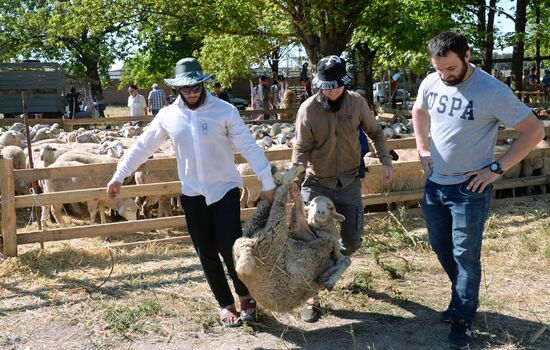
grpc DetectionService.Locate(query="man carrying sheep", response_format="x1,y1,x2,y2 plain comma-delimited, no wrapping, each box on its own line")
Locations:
412,32,544,350
291,55,394,322
107,57,276,328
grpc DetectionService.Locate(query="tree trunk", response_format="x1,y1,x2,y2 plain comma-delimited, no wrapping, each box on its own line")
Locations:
267,47,280,79
86,66,103,101
511,0,528,91
534,2,541,77
356,44,376,112
482,0,497,73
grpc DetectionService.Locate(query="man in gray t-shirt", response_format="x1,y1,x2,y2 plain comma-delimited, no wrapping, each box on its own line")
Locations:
412,32,543,350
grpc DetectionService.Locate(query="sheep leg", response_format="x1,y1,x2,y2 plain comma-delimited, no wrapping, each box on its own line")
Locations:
266,163,305,229
99,203,107,224
40,205,50,227
318,256,352,290
87,201,98,225
290,193,315,242
159,196,171,217
50,204,67,228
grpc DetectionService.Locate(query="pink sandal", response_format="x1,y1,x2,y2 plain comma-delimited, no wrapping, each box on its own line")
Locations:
219,306,242,327
240,297,257,322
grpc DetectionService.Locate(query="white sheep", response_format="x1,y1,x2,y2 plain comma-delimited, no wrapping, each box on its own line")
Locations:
237,160,290,208
0,130,22,147
1,145,30,194
41,159,138,227
232,163,351,312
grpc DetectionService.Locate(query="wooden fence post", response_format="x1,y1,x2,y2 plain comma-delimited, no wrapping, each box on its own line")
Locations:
0,158,17,257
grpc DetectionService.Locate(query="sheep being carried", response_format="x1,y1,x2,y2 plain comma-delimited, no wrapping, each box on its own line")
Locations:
233,163,351,312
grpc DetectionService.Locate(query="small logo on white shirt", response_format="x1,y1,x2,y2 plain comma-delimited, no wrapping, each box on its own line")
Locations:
199,120,208,135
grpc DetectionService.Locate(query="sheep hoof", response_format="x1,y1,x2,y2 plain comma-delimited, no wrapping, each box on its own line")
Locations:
319,257,351,290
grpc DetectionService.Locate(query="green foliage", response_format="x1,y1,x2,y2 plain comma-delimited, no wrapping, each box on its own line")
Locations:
362,207,427,279
105,299,163,337
119,34,200,89
0,0,147,97
350,0,457,75
345,271,374,294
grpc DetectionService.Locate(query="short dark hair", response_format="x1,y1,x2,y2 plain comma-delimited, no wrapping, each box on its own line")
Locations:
277,75,285,81
129,84,138,90
213,82,221,88
259,75,268,81
427,32,469,60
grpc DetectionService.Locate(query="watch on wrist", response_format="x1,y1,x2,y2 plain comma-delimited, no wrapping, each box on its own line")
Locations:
489,161,504,175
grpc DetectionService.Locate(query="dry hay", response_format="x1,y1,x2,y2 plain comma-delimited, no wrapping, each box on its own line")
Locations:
1,196,549,349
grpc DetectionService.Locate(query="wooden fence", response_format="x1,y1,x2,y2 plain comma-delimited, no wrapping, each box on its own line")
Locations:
2,122,550,257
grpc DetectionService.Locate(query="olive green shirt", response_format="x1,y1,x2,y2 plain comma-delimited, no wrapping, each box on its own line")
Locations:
292,90,392,189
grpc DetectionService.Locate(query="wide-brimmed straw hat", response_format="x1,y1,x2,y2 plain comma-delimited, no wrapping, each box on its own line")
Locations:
164,57,215,87
312,55,352,89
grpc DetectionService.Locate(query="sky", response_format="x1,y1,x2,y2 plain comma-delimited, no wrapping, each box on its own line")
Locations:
494,0,516,53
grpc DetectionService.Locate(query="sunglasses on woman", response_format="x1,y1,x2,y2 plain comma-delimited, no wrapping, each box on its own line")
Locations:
178,84,203,95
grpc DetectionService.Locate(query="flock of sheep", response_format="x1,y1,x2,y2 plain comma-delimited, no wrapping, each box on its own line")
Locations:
0,113,548,229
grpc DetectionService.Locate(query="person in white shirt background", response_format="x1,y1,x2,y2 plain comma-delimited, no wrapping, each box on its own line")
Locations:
127,84,148,117
107,58,276,328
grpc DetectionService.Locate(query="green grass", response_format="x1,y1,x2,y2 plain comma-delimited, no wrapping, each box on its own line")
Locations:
105,299,163,338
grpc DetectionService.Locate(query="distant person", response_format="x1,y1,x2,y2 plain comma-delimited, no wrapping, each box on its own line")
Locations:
167,88,178,104
127,84,147,125
528,66,539,87
299,77,313,103
148,83,167,117
272,75,287,109
65,87,80,119
94,93,106,118
252,75,272,120
542,69,550,100
212,82,230,102
389,77,398,108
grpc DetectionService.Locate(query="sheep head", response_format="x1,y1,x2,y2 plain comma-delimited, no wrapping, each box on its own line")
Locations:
117,199,139,221
306,196,345,227
38,144,57,163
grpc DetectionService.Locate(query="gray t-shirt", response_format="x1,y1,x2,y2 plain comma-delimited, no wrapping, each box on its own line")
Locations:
415,65,532,185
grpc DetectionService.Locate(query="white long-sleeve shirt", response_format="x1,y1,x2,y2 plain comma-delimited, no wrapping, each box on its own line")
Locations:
127,94,147,116
112,93,276,205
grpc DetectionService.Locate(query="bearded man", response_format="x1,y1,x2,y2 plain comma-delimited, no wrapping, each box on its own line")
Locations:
413,32,543,350
107,57,276,327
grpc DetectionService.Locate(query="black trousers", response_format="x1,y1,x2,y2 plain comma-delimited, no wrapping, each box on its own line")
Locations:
180,188,249,308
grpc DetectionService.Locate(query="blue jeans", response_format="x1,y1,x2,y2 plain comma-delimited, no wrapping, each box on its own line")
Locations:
422,178,492,322
301,176,363,256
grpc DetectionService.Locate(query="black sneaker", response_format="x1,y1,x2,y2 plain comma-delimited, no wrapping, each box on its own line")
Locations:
441,302,454,323
448,319,472,350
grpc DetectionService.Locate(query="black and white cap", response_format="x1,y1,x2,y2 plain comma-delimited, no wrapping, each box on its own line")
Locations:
312,55,353,90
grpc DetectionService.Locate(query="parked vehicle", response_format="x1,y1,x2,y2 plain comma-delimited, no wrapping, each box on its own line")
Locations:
372,82,410,107
0,62,65,117
227,94,249,110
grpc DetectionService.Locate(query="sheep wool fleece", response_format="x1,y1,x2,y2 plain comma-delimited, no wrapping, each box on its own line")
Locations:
415,66,531,185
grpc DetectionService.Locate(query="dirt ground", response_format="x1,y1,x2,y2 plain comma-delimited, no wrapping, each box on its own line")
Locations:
1,195,549,350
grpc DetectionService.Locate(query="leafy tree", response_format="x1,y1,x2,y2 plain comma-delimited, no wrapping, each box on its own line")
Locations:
270,0,371,66
348,0,457,107
0,0,145,99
